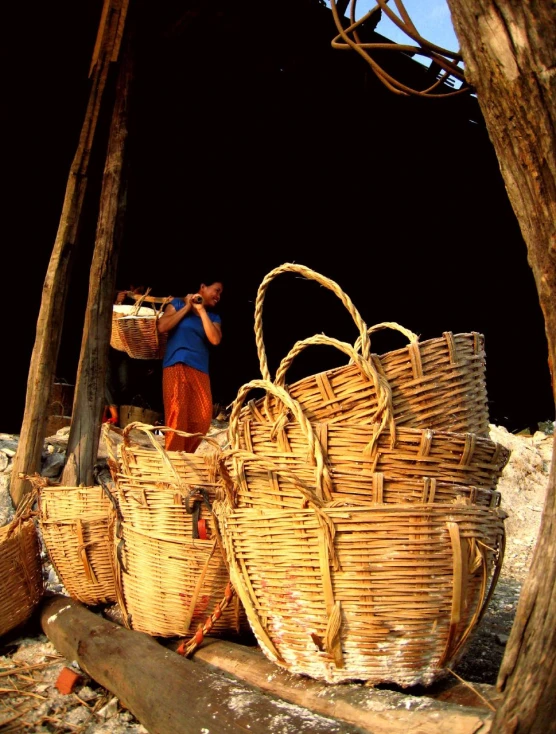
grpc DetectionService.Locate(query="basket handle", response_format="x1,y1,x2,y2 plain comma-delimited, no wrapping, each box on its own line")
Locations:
352,321,419,355
228,378,333,502
130,288,152,316
272,334,395,453
254,263,371,382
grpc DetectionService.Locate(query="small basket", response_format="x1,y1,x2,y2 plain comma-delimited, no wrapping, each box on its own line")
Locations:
227,376,508,509
103,422,249,639
111,291,172,360
0,493,44,638
119,402,162,429
215,457,507,686
34,478,119,606
253,263,490,435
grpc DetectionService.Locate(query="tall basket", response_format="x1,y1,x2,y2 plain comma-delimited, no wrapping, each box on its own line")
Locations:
0,492,44,638
103,422,249,639
33,477,119,606
252,263,491,435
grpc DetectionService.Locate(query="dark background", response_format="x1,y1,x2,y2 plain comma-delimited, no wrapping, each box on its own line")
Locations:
2,0,553,434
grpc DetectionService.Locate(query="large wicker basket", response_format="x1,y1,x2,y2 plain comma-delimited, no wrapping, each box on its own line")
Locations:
0,494,44,638
35,478,119,606
253,263,490,435
103,422,249,639
215,458,507,686
111,293,172,360
226,378,509,508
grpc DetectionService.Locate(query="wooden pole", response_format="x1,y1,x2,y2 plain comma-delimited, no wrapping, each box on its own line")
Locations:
61,4,135,487
40,595,364,734
9,0,131,507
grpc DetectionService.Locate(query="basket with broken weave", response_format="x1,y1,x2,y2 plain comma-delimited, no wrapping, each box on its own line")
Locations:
216,383,507,685
251,263,491,436
0,491,44,638
111,291,172,360
32,476,119,606
103,422,249,639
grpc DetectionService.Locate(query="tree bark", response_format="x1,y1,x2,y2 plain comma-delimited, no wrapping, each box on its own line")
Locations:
9,0,130,507
61,5,135,488
445,3,556,732
40,595,365,734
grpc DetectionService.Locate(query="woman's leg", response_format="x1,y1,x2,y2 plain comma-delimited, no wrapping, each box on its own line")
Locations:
162,364,212,452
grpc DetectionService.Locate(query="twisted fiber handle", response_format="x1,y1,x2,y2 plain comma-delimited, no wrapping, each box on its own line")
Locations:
176,581,236,658
129,287,152,316
352,321,419,355
254,263,371,382
273,334,396,453
228,379,333,502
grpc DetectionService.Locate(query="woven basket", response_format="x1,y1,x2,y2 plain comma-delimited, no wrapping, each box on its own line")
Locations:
215,459,507,686
111,293,172,360
35,478,119,606
227,376,508,509
253,263,490,435
103,422,249,639
119,403,162,429
0,494,44,637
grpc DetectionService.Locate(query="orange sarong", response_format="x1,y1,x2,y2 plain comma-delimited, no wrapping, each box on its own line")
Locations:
162,364,212,453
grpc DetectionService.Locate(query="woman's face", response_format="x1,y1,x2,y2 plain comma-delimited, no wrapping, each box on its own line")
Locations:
200,282,223,307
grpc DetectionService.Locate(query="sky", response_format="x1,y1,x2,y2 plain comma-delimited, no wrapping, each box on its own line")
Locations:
324,0,462,74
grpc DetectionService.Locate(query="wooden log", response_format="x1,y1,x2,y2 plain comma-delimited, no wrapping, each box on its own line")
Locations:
40,595,366,734
188,639,497,734
62,2,135,487
9,0,130,507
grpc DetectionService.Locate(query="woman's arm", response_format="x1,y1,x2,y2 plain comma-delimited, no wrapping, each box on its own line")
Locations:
196,304,222,345
157,297,193,333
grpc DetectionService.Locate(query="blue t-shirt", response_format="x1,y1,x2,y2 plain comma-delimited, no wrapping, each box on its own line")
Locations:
162,297,222,374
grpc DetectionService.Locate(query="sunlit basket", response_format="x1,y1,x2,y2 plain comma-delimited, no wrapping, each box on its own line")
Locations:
34,478,119,606
252,263,491,435
111,292,172,360
0,493,44,637
103,422,249,639
215,456,507,686
227,375,508,509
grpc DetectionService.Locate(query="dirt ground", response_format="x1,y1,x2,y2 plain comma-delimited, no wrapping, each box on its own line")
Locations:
0,421,553,732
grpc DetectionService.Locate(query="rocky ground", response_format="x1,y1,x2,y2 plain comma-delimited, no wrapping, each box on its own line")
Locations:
0,420,553,732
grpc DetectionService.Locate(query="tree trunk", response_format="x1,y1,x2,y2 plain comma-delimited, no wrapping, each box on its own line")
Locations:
9,0,130,507
61,5,135,488
445,2,556,732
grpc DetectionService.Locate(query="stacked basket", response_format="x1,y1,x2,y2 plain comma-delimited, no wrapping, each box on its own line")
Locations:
103,422,249,641
216,263,509,687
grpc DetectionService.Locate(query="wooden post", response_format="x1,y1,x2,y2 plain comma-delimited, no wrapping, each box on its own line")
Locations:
61,4,135,488
9,0,130,507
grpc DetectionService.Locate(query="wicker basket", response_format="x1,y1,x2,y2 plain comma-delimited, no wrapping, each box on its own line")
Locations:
119,403,162,429
0,494,44,638
103,422,249,639
215,459,507,686
35,478,119,606
227,378,508,509
111,293,172,360
253,263,490,435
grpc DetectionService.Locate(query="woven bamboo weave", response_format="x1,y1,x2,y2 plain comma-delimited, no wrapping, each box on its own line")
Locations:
253,263,490,435
103,422,249,638
227,379,508,509
215,459,507,686
0,494,44,637
35,479,118,606
111,293,172,360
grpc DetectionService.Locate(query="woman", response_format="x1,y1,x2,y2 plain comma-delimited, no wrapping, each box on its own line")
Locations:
157,278,223,452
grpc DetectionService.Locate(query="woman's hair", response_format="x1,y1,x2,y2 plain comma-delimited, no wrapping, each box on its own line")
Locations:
199,276,224,289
